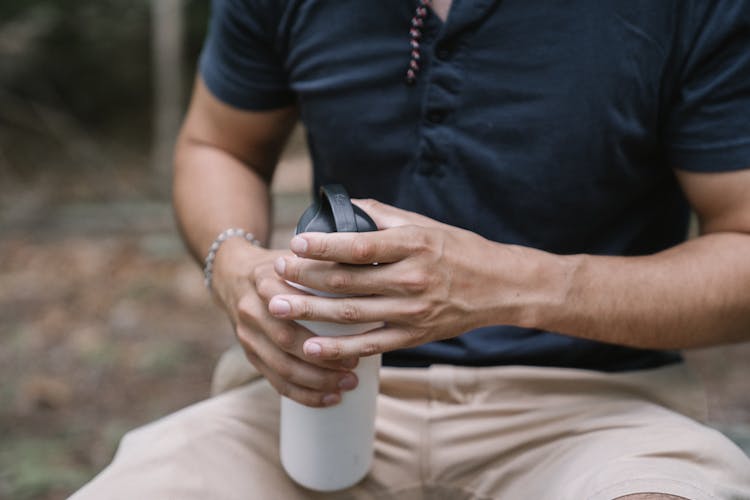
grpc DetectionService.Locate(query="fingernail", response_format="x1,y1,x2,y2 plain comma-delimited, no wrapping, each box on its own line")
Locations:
304,341,322,356
290,236,308,254
341,358,359,369
269,298,291,316
274,257,286,275
322,393,340,406
338,373,358,391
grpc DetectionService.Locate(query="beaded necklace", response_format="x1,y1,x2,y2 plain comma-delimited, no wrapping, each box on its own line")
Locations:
405,0,430,84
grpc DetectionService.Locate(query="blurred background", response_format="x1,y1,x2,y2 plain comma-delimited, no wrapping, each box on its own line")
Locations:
0,1,310,498
0,1,747,498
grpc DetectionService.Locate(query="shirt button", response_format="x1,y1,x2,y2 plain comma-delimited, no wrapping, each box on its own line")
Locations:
418,162,445,177
436,45,452,61
427,110,446,124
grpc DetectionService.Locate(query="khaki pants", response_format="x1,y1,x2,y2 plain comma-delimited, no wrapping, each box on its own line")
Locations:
73,349,750,499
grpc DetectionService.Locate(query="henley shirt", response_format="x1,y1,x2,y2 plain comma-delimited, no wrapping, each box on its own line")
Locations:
199,0,750,371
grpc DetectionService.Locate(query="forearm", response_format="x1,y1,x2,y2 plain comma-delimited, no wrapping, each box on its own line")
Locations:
172,78,297,265
173,136,273,264
522,232,750,349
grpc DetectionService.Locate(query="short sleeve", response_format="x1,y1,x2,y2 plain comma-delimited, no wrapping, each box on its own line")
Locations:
666,1,750,172
198,0,294,110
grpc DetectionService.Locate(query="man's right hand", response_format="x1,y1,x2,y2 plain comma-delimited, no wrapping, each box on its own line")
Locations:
210,238,359,407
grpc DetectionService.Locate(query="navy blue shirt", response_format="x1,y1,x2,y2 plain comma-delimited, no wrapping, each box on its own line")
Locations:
199,0,750,371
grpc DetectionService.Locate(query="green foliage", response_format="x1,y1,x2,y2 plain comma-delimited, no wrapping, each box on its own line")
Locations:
0,436,92,500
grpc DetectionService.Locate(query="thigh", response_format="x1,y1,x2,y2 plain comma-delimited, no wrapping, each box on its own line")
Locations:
71,379,310,499
537,402,750,500
427,365,750,500
72,374,425,500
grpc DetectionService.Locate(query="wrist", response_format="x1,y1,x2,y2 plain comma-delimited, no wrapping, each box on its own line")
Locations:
210,236,268,307
491,244,581,331
203,228,262,290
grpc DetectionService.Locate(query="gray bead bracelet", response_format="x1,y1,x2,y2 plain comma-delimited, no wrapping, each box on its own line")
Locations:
203,228,261,290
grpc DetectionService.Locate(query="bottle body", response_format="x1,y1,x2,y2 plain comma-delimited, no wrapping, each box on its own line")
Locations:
281,184,382,491
280,318,382,492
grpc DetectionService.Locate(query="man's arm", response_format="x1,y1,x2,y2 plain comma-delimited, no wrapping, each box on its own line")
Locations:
540,167,750,349
267,169,750,359
174,76,295,260
174,77,360,407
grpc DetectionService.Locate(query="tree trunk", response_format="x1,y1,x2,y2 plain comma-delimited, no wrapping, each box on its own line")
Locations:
151,0,185,190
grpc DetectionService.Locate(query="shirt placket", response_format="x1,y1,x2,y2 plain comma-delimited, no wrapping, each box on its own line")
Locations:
415,0,498,177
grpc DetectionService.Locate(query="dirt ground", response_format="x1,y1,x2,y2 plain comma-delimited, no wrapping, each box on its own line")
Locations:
0,134,312,499
1,145,749,499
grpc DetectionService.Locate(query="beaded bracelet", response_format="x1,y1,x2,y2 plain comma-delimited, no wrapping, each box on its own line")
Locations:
203,228,261,290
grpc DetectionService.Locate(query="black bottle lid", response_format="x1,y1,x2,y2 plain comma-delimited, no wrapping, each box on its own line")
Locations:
296,185,377,234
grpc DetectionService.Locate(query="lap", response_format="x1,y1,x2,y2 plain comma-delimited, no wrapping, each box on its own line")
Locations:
72,362,750,500
422,364,750,500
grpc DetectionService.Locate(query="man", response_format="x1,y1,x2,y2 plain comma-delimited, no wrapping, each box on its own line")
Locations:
74,0,750,498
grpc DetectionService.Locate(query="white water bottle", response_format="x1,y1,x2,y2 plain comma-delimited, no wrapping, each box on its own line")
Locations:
280,185,382,492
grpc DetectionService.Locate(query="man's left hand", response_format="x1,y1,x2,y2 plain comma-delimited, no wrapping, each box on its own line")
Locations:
268,199,539,360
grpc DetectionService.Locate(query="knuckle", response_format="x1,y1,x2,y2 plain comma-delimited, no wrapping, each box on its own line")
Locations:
301,300,316,319
281,383,324,407
255,276,273,298
351,239,376,263
276,363,293,382
340,301,361,322
405,328,426,345
323,373,342,391
360,342,380,357
252,264,267,282
301,393,326,408
407,302,433,322
306,371,334,392
322,342,343,359
359,198,378,210
411,229,432,253
236,295,255,318
327,271,351,292
401,271,430,293
273,327,296,351
315,238,333,259
278,381,293,398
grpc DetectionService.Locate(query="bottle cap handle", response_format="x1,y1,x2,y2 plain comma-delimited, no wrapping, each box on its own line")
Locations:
296,184,377,234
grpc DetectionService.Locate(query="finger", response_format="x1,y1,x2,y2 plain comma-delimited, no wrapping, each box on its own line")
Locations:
301,326,414,360
237,292,358,371
290,226,426,264
352,199,444,229
275,257,424,297
242,348,344,408
254,263,311,302
236,324,358,394
268,294,427,325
